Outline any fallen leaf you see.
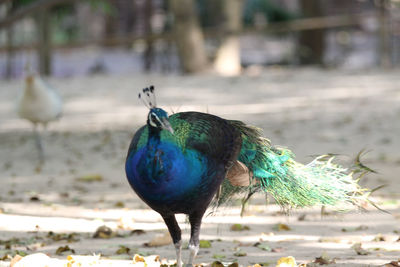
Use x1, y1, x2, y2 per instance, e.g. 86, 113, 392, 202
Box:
115, 201, 125, 208
234, 250, 247, 257
351, 242, 370, 255
131, 229, 146, 235
47, 231, 80, 242
133, 254, 145, 263
230, 224, 250, 231
372, 234, 386, 242
254, 242, 272, 252
199, 240, 212, 248
144, 232, 172, 247
0, 254, 11, 261
29, 196, 40, 202
355, 225, 369, 231
56, 245, 75, 255
15, 251, 28, 257
0, 237, 21, 249
93, 225, 115, 239
297, 214, 306, 221
276, 256, 297, 267
76, 174, 103, 182
212, 254, 226, 260
273, 223, 291, 231
228, 263, 239, 267
211, 261, 224, 267
313, 252, 336, 264
116, 245, 130, 255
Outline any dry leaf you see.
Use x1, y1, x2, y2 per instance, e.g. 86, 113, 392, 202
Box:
144, 232, 172, 247
131, 229, 146, 235
133, 254, 145, 263
234, 250, 247, 257
276, 256, 297, 267
351, 242, 370, 255
274, 223, 291, 231
228, 263, 239, 267
254, 242, 272, 252
297, 214, 306, 221
56, 245, 75, 255
93, 225, 115, 239
372, 233, 386, 242
0, 254, 11, 261
212, 254, 226, 260
230, 224, 250, 231
313, 252, 336, 264
29, 195, 40, 202
76, 174, 103, 182
115, 201, 125, 208
47, 231, 79, 242
116, 245, 131, 255
199, 240, 212, 248
211, 261, 224, 267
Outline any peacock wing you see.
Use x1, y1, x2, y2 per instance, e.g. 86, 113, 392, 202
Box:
168, 112, 242, 168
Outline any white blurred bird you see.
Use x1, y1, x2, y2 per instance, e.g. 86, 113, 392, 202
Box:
16, 63, 62, 161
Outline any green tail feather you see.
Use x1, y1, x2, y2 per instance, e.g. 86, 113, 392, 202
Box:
217, 120, 369, 209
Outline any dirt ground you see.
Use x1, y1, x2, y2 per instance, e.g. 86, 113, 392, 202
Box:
0, 68, 400, 266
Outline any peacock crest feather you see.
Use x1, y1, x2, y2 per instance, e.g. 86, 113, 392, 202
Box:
138, 85, 157, 108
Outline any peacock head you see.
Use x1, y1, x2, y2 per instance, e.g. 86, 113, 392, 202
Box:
139, 86, 174, 134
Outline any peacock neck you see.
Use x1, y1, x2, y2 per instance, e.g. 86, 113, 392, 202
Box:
147, 126, 162, 148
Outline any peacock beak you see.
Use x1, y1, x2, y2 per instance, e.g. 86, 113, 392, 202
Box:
161, 118, 174, 134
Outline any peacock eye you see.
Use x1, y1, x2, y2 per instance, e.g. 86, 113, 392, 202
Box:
148, 113, 159, 127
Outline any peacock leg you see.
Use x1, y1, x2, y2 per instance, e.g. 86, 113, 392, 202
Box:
186, 212, 203, 266
161, 214, 182, 267
33, 123, 44, 162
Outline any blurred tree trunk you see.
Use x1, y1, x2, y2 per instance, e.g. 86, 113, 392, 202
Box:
298, 0, 325, 65
6, 1, 14, 79
378, 0, 391, 68
143, 0, 154, 72
214, 0, 243, 76
37, 8, 52, 76
169, 0, 207, 73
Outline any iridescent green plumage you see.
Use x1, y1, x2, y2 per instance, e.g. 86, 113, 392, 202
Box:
216, 120, 368, 209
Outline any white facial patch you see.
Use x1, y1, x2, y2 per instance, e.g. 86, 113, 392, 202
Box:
148, 112, 163, 128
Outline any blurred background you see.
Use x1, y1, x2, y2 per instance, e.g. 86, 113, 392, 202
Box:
1, 1, 400, 265
0, 0, 399, 78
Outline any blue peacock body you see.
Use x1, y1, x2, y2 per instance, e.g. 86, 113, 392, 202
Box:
125, 86, 369, 267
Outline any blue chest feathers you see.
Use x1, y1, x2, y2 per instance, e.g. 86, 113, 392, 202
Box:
125, 140, 209, 207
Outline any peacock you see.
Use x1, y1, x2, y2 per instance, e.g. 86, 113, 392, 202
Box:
125, 86, 369, 267
16, 63, 62, 162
